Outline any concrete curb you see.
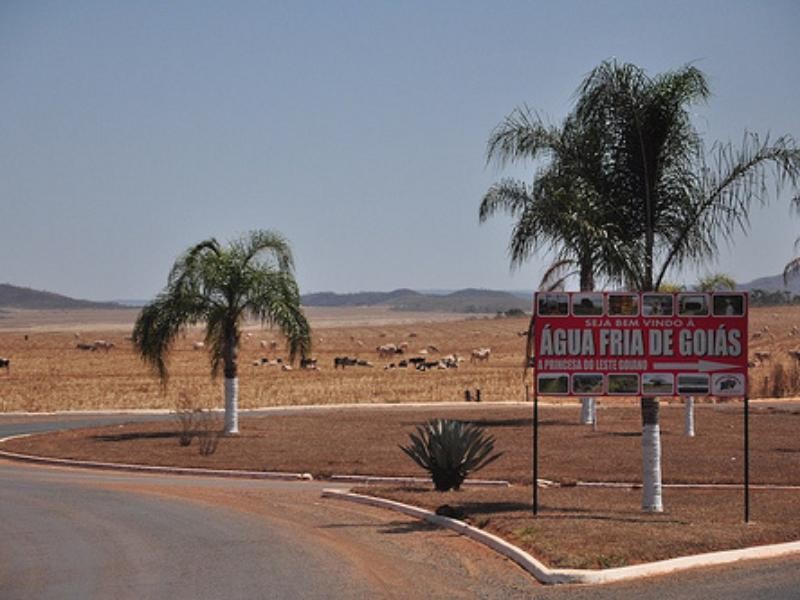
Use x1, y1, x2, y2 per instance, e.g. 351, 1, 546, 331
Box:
0, 434, 314, 481
329, 475, 511, 488
321, 488, 800, 585
576, 481, 800, 491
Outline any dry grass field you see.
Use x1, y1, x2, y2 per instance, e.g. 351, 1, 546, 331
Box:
0, 305, 800, 413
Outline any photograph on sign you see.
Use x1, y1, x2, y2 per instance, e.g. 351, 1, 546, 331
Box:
677, 373, 710, 395
607, 373, 639, 395
642, 373, 674, 395
712, 373, 746, 396
608, 293, 639, 316
537, 373, 569, 395
572, 373, 604, 394
678, 293, 709, 316
642, 293, 674, 316
537, 293, 569, 316
572, 293, 604, 316
712, 293, 745, 317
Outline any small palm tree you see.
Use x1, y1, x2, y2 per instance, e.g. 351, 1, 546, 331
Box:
133, 230, 311, 434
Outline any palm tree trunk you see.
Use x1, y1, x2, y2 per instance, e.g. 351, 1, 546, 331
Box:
684, 396, 695, 437
223, 328, 239, 435
641, 396, 663, 511
580, 397, 596, 425
579, 259, 596, 426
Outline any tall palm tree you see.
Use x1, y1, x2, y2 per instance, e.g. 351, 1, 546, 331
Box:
481, 108, 626, 425
133, 230, 311, 435
575, 60, 800, 511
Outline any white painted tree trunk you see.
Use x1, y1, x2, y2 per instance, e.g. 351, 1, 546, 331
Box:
684, 396, 695, 437
224, 377, 239, 434
580, 397, 596, 425
641, 422, 663, 512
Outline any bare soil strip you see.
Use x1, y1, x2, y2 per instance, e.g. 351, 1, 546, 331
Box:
3, 402, 798, 569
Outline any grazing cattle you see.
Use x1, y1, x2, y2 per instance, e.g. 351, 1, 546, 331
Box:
193, 341, 205, 350
76, 342, 97, 351
788, 350, 800, 362
0, 357, 10, 374
427, 345, 439, 353
408, 357, 426, 368
754, 351, 772, 363
94, 340, 115, 352
439, 354, 459, 369
260, 340, 268, 349
356, 359, 373, 367
281, 364, 293, 371
471, 348, 491, 363
300, 357, 318, 370
376, 344, 402, 358
398, 360, 408, 368
334, 356, 358, 369
415, 360, 440, 372
408, 332, 418, 338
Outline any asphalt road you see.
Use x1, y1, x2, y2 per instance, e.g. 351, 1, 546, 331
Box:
1, 412, 799, 599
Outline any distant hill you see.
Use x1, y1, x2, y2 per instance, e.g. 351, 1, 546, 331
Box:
737, 273, 800, 293
0, 283, 124, 310
301, 288, 531, 313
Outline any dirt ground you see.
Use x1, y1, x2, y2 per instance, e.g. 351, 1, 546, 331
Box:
1, 305, 800, 569
3, 402, 798, 569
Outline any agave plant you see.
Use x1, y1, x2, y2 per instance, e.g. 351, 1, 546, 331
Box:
400, 419, 503, 491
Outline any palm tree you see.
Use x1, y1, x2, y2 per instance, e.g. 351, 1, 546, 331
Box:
784, 198, 800, 284
132, 230, 311, 435
480, 109, 628, 425
574, 60, 800, 511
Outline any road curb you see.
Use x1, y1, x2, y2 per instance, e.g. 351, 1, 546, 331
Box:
0, 434, 314, 481
321, 488, 800, 585
329, 475, 511, 487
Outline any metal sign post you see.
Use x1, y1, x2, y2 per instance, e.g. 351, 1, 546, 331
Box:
533, 387, 539, 516
744, 394, 750, 523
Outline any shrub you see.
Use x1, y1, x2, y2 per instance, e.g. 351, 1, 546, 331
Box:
174, 392, 196, 446
400, 419, 503, 491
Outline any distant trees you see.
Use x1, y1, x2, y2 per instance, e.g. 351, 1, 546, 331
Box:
133, 230, 311, 435
695, 274, 736, 292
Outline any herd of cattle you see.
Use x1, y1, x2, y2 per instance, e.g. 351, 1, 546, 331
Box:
250, 343, 493, 372
0, 333, 496, 378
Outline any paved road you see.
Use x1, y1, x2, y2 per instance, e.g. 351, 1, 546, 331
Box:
0, 414, 536, 599
1, 412, 799, 599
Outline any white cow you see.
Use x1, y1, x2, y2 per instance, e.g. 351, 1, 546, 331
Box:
471, 347, 491, 363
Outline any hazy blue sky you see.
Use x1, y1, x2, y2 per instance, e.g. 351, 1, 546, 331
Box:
1, 1, 798, 301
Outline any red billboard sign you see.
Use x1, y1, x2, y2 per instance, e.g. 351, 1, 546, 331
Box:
533, 292, 748, 397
